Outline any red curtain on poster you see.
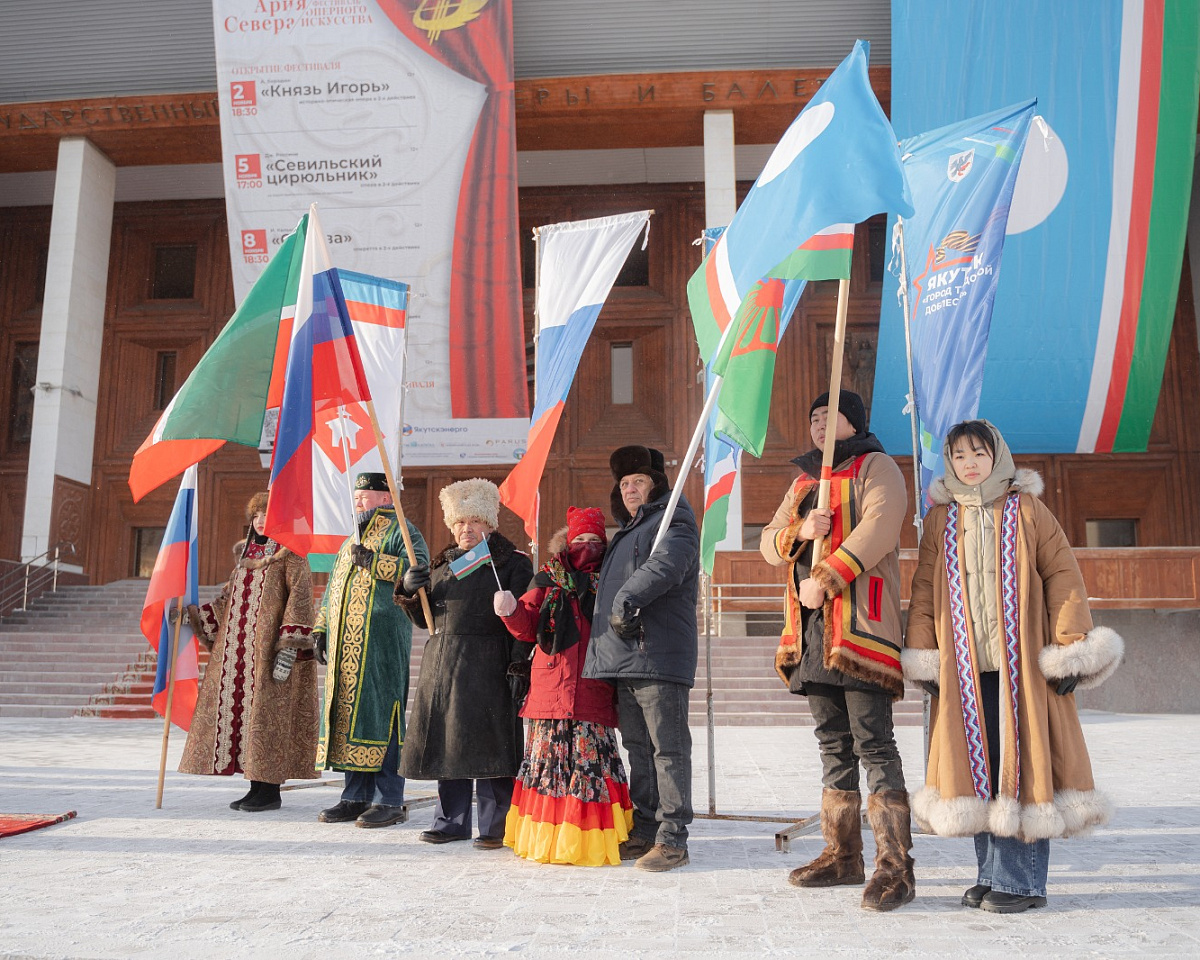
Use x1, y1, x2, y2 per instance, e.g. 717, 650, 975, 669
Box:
380, 0, 526, 420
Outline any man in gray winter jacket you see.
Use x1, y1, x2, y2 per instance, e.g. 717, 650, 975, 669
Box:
583, 445, 699, 872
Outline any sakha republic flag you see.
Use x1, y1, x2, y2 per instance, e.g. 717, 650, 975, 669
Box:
139, 465, 200, 731
891, 100, 1037, 508
1078, 0, 1200, 452
449, 537, 494, 579
687, 39, 913, 460
265, 205, 373, 559
500, 210, 652, 542
128, 215, 308, 502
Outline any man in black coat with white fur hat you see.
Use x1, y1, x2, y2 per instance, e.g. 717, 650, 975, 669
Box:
584, 445, 700, 872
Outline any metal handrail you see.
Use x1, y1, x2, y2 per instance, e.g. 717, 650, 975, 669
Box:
0, 541, 77, 619
709, 580, 785, 637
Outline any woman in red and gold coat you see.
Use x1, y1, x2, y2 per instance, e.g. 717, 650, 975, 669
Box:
496, 506, 633, 866
179, 492, 319, 811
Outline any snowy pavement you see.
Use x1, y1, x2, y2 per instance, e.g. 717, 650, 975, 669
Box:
1, 712, 1198, 959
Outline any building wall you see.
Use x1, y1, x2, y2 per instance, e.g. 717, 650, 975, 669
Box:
2, 185, 1198, 581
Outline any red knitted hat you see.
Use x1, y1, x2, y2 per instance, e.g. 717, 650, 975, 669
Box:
566, 506, 607, 544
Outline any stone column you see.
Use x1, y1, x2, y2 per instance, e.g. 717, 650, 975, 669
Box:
702, 110, 743, 555
21, 137, 115, 569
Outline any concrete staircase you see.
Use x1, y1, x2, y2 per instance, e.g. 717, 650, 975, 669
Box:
690, 631, 926, 726
0, 583, 926, 725
0, 580, 220, 719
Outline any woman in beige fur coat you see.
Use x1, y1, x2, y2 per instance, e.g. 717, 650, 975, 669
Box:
904, 420, 1122, 914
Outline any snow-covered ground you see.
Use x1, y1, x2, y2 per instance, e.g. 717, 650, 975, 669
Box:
1, 713, 1197, 958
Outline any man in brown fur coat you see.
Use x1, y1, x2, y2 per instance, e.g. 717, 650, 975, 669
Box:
760, 391, 914, 911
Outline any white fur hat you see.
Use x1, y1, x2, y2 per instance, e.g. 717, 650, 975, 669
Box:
439, 478, 500, 530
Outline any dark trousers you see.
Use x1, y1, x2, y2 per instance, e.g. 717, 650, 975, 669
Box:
976, 670, 1050, 897
806, 683, 906, 794
429, 777, 514, 840
617, 678, 693, 849
340, 727, 404, 806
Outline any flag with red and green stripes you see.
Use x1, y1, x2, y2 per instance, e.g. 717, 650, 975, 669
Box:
873, 0, 1200, 457
694, 227, 842, 573
709, 226, 855, 458
1077, 0, 1200, 451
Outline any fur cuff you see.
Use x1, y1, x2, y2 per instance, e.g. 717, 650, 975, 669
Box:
901, 647, 940, 682
276, 624, 313, 652
1038, 625, 1125, 690
810, 560, 846, 598
911, 786, 989, 837
774, 642, 800, 685
911, 785, 1112, 840
1055, 787, 1114, 837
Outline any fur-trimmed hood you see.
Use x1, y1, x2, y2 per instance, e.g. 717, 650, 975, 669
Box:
929, 467, 1045, 506
545, 526, 570, 556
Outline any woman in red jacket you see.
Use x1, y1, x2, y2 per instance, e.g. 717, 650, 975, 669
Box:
495, 506, 633, 866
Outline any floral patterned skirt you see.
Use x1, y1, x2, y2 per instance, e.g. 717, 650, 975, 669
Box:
504, 718, 633, 866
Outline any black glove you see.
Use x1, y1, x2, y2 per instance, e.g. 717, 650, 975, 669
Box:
919, 680, 940, 699
313, 631, 327, 666
350, 543, 374, 569
1056, 676, 1080, 696
609, 609, 644, 642
399, 562, 431, 597
506, 659, 531, 706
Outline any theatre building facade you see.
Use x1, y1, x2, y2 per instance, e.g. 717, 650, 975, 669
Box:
2, 2, 1199, 605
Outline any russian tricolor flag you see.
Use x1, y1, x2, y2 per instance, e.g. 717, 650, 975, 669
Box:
267, 205, 373, 558
140, 465, 200, 731
500, 211, 651, 541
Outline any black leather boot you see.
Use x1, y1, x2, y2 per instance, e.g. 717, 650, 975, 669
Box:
239, 781, 282, 812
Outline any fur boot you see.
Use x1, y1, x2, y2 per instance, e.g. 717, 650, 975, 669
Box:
788, 788, 865, 887
861, 789, 916, 911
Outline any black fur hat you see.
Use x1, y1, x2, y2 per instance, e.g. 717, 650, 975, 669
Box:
608, 445, 669, 524
609, 445, 666, 482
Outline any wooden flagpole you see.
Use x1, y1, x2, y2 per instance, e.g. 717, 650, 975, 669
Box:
154, 596, 185, 809
811, 277, 852, 564
363, 398, 435, 629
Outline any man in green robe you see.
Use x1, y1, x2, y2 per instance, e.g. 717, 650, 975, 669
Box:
313, 472, 428, 828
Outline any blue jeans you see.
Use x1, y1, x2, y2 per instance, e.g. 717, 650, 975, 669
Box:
617, 679, 693, 849
340, 728, 405, 806
975, 832, 1050, 898
429, 777, 514, 839
975, 670, 1049, 897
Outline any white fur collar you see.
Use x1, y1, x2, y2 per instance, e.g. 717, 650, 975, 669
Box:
929, 467, 1044, 506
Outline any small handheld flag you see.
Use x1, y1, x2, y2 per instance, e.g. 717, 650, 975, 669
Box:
449, 538, 494, 580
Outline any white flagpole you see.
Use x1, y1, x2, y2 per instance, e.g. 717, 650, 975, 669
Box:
896, 218, 925, 544
336, 405, 361, 546
652, 375, 722, 554
530, 225, 543, 570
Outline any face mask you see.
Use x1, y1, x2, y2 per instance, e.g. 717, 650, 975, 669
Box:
568, 541, 605, 569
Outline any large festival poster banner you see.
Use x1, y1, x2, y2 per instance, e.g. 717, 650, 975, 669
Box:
212, 0, 528, 467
